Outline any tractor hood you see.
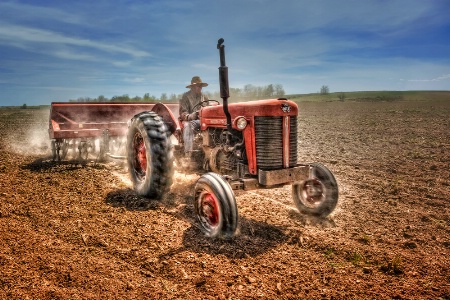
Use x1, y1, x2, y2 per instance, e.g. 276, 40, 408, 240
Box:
200, 98, 298, 130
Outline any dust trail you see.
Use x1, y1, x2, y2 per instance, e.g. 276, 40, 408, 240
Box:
6, 109, 52, 157
172, 171, 199, 183
246, 191, 296, 210
10, 127, 51, 156
112, 170, 132, 187
111, 169, 199, 189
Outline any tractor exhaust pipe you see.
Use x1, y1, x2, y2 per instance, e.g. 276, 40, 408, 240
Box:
217, 38, 234, 135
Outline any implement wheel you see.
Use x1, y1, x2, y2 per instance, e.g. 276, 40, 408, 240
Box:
292, 163, 338, 217
52, 139, 71, 161
127, 111, 174, 199
194, 172, 238, 239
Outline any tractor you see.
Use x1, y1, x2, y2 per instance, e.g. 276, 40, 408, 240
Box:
49, 38, 338, 238
125, 38, 339, 238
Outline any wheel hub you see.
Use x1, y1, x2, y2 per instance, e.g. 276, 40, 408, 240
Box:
133, 133, 147, 179
301, 178, 325, 206
200, 193, 219, 227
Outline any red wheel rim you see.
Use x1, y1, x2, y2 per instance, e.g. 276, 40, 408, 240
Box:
133, 132, 147, 179
199, 192, 220, 227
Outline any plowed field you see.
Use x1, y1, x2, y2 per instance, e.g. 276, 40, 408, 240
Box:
0, 98, 449, 299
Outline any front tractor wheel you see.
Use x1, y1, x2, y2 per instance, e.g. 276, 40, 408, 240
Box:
194, 173, 238, 239
127, 111, 174, 199
292, 163, 338, 217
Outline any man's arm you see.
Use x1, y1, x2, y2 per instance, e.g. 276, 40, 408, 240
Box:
179, 93, 191, 121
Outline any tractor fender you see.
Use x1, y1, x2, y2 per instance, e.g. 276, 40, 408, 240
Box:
150, 103, 180, 134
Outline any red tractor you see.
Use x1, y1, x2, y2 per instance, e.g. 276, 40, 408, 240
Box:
126, 38, 338, 238
49, 39, 338, 238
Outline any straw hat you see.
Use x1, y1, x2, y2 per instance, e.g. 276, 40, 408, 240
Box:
186, 76, 208, 88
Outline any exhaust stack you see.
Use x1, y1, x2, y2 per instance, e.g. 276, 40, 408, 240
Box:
217, 38, 235, 135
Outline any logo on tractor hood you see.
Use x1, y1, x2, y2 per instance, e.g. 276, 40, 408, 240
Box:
281, 103, 291, 113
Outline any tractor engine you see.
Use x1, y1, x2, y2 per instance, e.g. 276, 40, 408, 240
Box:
200, 98, 299, 179
202, 127, 244, 176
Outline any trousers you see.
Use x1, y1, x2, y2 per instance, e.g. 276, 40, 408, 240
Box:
182, 120, 200, 153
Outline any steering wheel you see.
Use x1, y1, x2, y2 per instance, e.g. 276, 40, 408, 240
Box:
192, 99, 220, 112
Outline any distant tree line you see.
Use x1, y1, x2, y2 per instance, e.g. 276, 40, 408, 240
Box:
205, 83, 285, 101
69, 93, 169, 103
68, 83, 285, 103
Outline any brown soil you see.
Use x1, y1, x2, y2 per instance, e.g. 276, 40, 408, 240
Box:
0, 100, 449, 299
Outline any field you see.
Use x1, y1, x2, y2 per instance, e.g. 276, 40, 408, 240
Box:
0, 94, 449, 299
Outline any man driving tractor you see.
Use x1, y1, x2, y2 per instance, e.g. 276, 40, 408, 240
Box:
179, 76, 209, 155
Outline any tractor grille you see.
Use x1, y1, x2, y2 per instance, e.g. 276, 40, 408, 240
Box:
255, 116, 298, 170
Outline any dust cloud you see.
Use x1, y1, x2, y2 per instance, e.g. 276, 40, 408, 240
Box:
5, 108, 52, 157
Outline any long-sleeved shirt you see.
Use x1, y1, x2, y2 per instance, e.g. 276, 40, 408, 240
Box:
179, 90, 209, 121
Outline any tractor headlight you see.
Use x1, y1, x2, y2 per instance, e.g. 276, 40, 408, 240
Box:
235, 116, 248, 130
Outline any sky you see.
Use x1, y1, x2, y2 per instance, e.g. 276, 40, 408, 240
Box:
0, 0, 449, 106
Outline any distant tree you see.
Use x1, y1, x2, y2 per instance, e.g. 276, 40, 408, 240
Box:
264, 84, 275, 97
97, 95, 107, 102
274, 84, 285, 97
243, 84, 256, 99
120, 94, 131, 102
141, 93, 157, 102
338, 93, 346, 101
76, 97, 92, 102
320, 85, 330, 95
230, 88, 242, 98
169, 93, 178, 101
21, 103, 27, 109
111, 95, 131, 102
256, 86, 264, 98
160, 93, 168, 101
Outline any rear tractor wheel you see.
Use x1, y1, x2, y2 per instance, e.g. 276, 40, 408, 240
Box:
292, 163, 338, 217
194, 172, 238, 239
127, 111, 174, 199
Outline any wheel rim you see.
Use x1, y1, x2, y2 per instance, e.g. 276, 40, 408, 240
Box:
198, 191, 220, 230
299, 178, 325, 208
132, 132, 147, 180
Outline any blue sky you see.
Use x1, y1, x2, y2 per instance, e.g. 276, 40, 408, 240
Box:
0, 0, 449, 106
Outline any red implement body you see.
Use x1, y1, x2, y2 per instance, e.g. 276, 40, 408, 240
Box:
49, 102, 179, 139
48, 102, 179, 161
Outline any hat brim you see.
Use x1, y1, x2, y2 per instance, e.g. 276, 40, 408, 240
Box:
186, 82, 208, 88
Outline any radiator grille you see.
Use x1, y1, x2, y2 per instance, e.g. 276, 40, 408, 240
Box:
255, 116, 298, 170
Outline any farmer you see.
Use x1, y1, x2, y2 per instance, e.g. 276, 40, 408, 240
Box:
179, 76, 209, 154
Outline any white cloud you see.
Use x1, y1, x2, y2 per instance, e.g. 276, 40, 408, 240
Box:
52, 50, 97, 61
0, 1, 84, 25
407, 74, 450, 82
124, 77, 146, 83
0, 23, 150, 58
